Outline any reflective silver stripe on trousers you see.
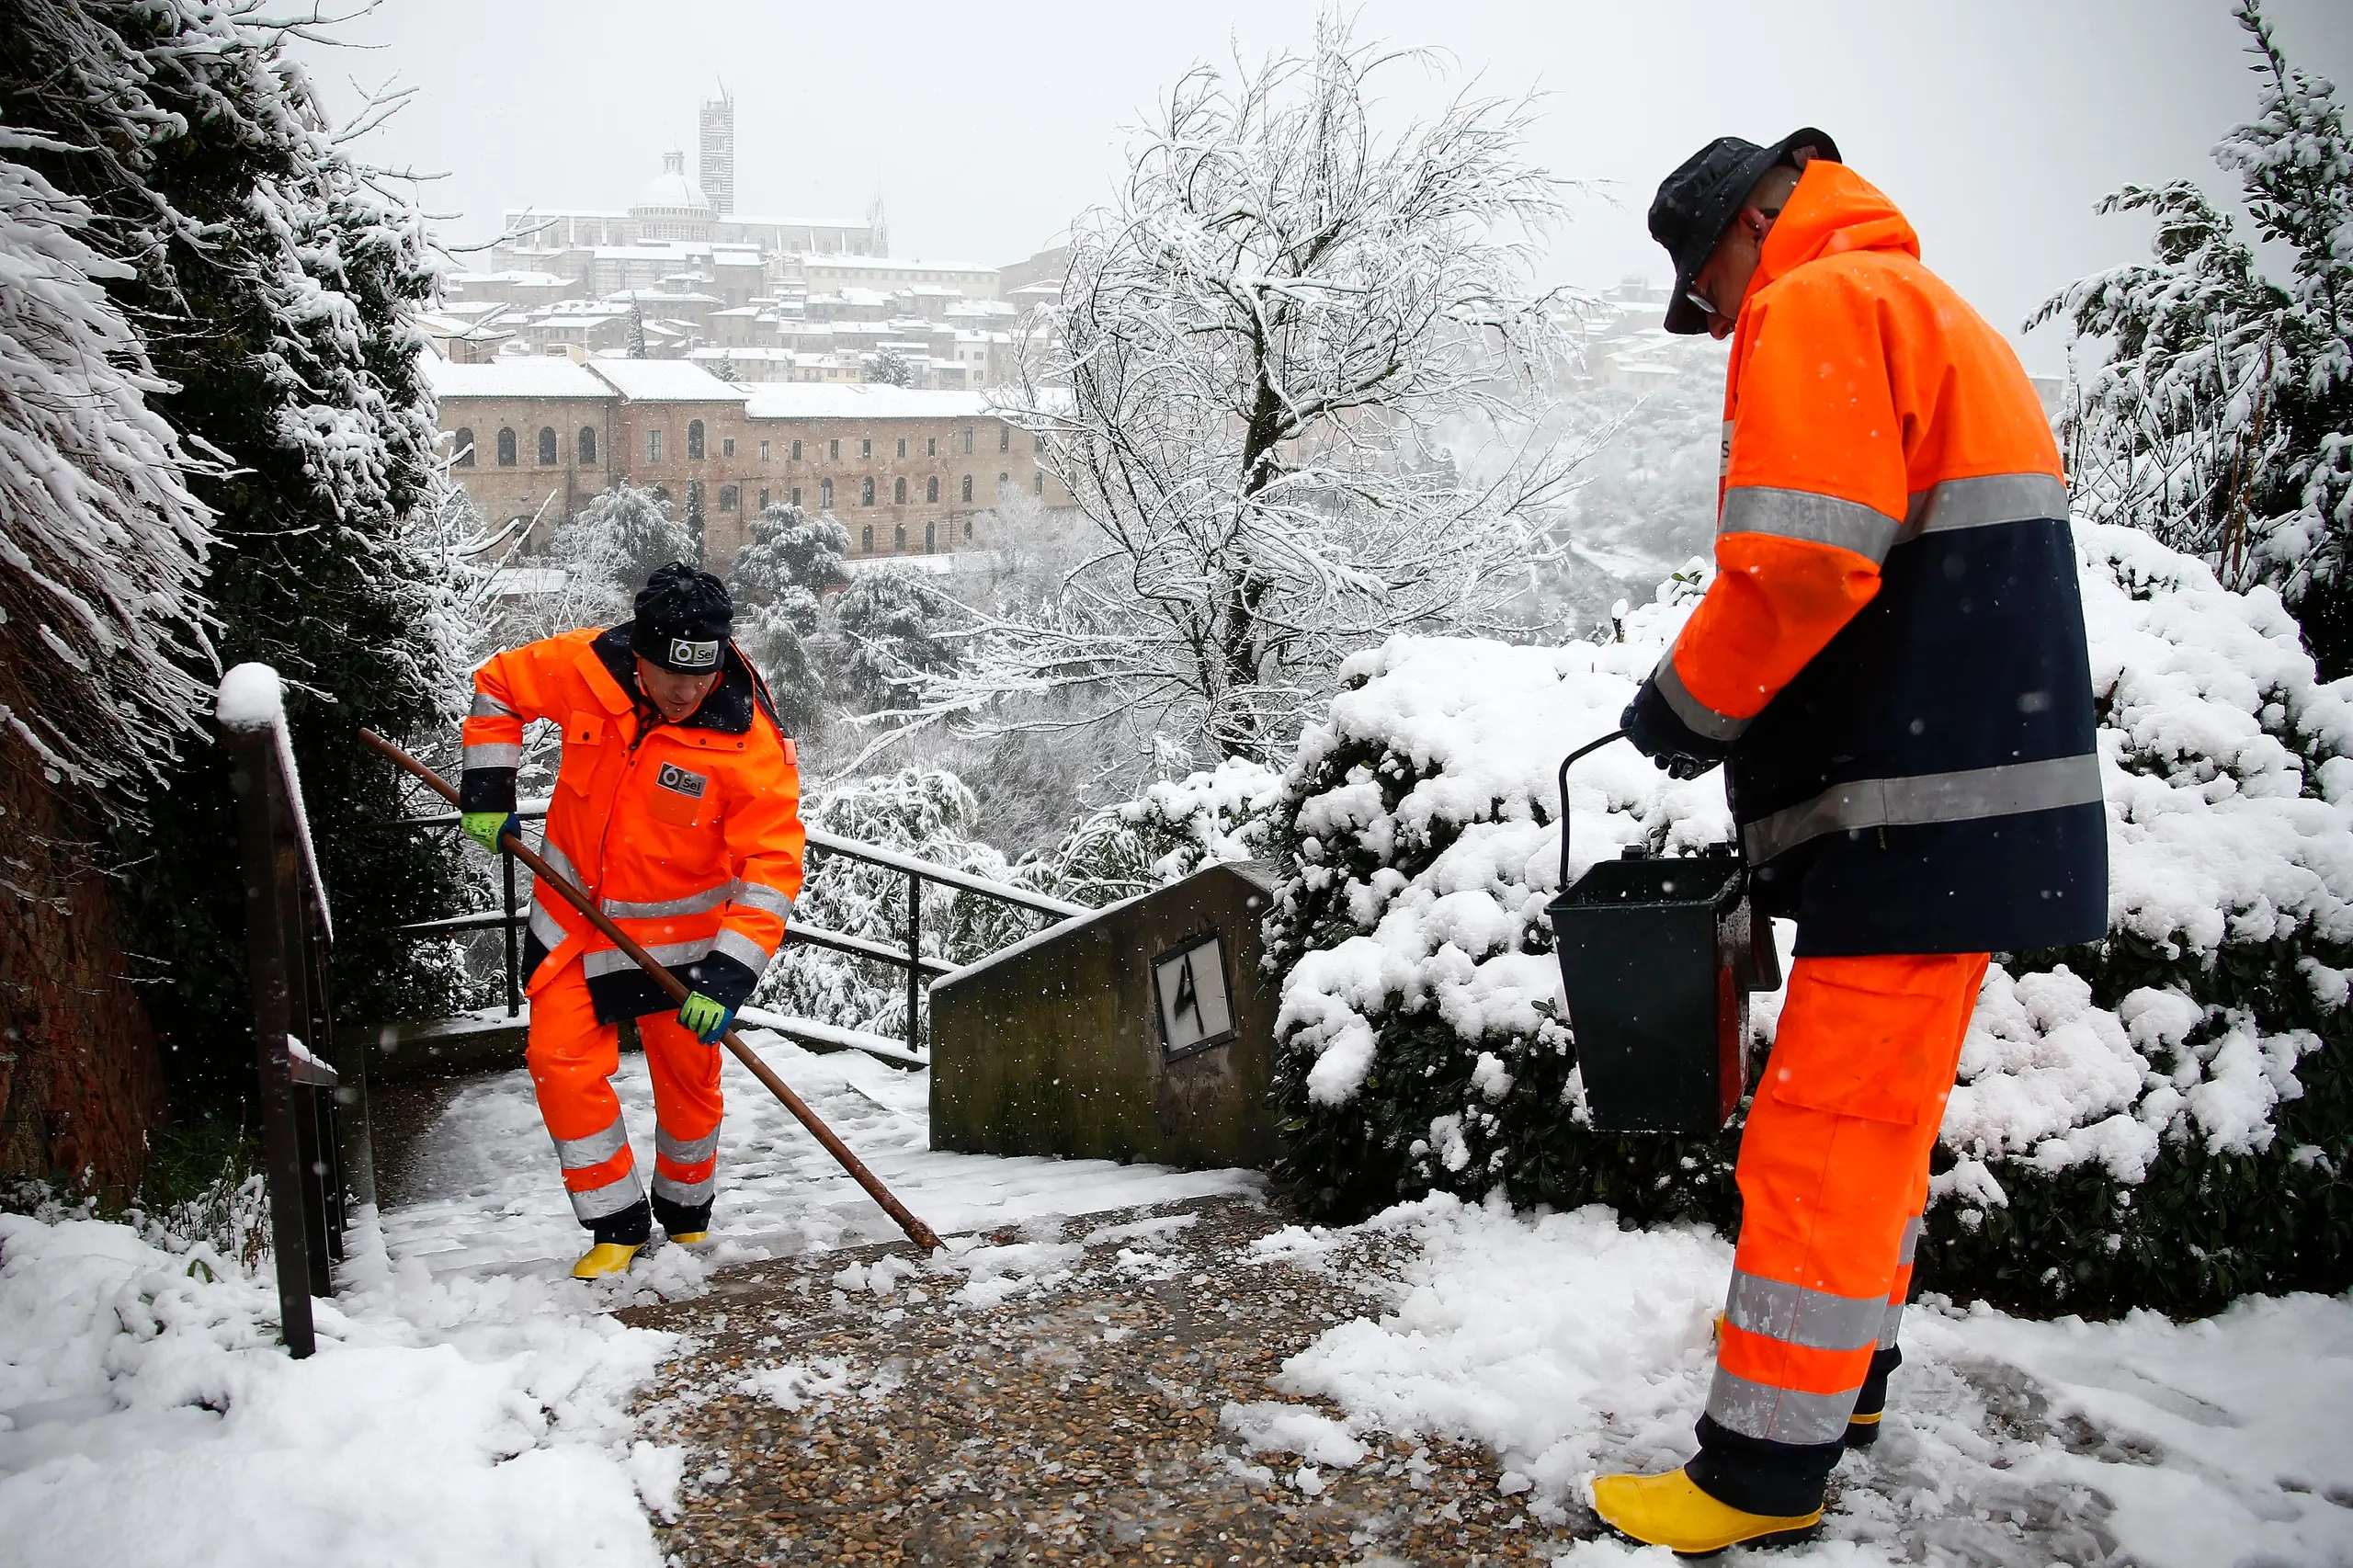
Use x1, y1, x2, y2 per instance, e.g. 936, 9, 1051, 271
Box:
732, 880, 795, 920
652, 1170, 715, 1207
470, 692, 517, 719
1719, 485, 1902, 562
1896, 1214, 1923, 1267
710, 926, 775, 976
656, 1127, 721, 1166
1879, 1298, 1906, 1351
1653, 649, 1751, 744
1899, 472, 2071, 542
1706, 1366, 1862, 1447
602, 881, 735, 920
463, 742, 523, 769
552, 1118, 629, 1170
583, 937, 714, 978
570, 1167, 646, 1221
1723, 1271, 1888, 1354
1742, 753, 2104, 867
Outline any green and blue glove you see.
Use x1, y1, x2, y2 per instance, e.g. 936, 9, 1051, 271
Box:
677, 991, 736, 1045
460, 811, 522, 855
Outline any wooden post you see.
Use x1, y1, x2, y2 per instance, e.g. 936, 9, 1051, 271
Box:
224, 727, 318, 1358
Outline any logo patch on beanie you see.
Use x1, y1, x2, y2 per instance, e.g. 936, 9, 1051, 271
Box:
668, 637, 721, 670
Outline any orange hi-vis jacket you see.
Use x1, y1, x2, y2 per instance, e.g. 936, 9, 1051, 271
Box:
1652, 161, 2106, 955
459, 625, 804, 1021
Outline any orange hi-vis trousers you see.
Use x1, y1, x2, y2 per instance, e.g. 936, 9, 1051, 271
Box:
528, 956, 724, 1241
1688, 951, 1990, 1517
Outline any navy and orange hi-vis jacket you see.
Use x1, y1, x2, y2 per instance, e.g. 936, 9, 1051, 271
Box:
1649, 162, 2106, 955
459, 624, 805, 1021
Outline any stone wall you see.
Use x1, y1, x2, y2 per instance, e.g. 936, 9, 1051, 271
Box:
928, 863, 1280, 1171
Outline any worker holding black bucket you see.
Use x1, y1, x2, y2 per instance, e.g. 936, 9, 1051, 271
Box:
1574, 129, 2109, 1552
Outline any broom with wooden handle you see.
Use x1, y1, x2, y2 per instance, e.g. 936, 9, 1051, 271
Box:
359, 727, 941, 1254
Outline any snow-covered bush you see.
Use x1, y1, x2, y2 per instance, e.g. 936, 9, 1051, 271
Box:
1023, 756, 1289, 908
1265, 522, 2353, 1314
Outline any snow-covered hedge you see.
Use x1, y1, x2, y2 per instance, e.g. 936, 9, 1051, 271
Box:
1263, 522, 2353, 1314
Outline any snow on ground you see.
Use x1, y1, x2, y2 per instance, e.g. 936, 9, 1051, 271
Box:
0, 1034, 1256, 1567
380, 1028, 1258, 1283
0, 1205, 676, 1567
1247, 1193, 2353, 1568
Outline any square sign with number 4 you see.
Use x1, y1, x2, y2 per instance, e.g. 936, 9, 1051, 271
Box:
1154, 932, 1234, 1062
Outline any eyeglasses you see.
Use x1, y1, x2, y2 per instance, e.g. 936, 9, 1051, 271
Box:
1685, 286, 1720, 321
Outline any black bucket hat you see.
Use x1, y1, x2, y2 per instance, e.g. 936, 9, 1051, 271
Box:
1650, 127, 1840, 335
632, 561, 733, 674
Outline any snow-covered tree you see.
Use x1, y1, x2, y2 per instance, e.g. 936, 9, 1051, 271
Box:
727, 504, 849, 734
864, 348, 914, 387
927, 12, 1576, 768
4, 0, 472, 1118
0, 128, 214, 816
550, 484, 699, 622
2038, 0, 2353, 674
833, 571, 961, 713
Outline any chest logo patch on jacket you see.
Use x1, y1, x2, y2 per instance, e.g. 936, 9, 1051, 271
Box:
655, 763, 709, 799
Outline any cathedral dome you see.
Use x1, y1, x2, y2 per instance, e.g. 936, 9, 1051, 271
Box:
631, 151, 711, 220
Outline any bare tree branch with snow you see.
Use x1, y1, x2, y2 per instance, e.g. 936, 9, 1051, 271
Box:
926, 13, 1580, 768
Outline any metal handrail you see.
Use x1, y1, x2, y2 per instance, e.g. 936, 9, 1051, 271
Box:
398, 792, 1074, 1061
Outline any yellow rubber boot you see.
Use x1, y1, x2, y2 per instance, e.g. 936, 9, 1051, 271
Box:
571, 1241, 642, 1279
666, 1231, 709, 1246
1590, 1468, 1822, 1555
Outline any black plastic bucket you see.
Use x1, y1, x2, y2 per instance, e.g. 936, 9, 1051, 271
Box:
1544, 733, 1780, 1134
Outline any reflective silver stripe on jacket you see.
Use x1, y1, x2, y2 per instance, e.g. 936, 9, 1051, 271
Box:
732, 880, 796, 920
463, 742, 523, 769
583, 937, 714, 978
1719, 485, 1902, 562
1742, 753, 2103, 866
1879, 1299, 1906, 1351
569, 1167, 645, 1221
1899, 472, 2070, 543
1654, 649, 1751, 744
1896, 1214, 1923, 1267
710, 926, 775, 976
651, 1169, 715, 1207
470, 692, 517, 720
656, 1127, 721, 1166
1705, 1367, 1861, 1446
538, 838, 580, 884
602, 881, 735, 921
552, 1119, 629, 1170
527, 892, 568, 951
1723, 1271, 1888, 1354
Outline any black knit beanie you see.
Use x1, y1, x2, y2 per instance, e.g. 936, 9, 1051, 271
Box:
632, 562, 733, 674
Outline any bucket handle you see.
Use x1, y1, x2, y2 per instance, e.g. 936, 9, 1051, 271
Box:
1556, 728, 1629, 891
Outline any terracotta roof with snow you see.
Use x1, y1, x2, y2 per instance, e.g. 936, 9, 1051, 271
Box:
423, 354, 611, 400
583, 358, 750, 403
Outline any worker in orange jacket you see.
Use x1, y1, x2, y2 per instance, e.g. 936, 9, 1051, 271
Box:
1591, 131, 2107, 1551
457, 562, 805, 1279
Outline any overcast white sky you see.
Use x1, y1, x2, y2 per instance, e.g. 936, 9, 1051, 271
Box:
293, 0, 2351, 373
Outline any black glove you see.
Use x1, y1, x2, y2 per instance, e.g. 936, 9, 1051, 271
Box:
1621, 676, 1729, 781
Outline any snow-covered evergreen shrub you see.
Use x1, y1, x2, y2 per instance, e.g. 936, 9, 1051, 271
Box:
5, 0, 473, 1112
1022, 757, 1288, 908
1264, 523, 2353, 1315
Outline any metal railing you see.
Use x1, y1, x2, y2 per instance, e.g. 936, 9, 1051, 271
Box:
224, 707, 370, 1359
400, 797, 1086, 1061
